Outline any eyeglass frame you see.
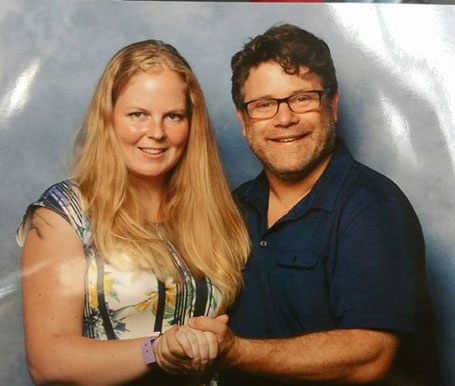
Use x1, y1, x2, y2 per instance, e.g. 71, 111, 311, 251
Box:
239, 88, 332, 119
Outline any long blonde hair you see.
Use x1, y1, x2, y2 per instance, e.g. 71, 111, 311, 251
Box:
72, 40, 250, 305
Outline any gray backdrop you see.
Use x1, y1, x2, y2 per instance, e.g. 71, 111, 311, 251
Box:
1, 1, 454, 384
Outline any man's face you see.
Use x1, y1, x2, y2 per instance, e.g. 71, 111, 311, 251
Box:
236, 61, 339, 182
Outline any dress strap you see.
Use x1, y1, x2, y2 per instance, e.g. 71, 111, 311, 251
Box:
164, 240, 191, 280
95, 257, 116, 340
164, 240, 209, 319
194, 277, 208, 317
154, 280, 166, 332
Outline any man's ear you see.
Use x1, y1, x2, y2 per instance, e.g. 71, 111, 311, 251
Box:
330, 93, 340, 124
236, 108, 247, 137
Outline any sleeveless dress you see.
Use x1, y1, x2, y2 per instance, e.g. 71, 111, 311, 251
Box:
17, 179, 223, 340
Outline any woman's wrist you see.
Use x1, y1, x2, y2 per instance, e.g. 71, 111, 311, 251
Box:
141, 335, 161, 367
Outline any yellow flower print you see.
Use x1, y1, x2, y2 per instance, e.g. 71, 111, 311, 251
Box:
104, 274, 115, 296
88, 263, 98, 308
134, 291, 158, 312
87, 264, 117, 308
163, 283, 178, 321
165, 283, 177, 310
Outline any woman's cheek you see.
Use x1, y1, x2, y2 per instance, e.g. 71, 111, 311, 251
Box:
117, 121, 145, 143
168, 124, 190, 147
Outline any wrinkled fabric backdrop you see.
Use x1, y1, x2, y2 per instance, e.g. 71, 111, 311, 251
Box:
1, 1, 454, 384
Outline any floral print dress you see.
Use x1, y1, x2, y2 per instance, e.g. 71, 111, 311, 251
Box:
17, 179, 223, 340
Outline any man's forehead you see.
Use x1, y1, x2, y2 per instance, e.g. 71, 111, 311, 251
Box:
297, 66, 313, 79
242, 61, 322, 99
248, 61, 313, 77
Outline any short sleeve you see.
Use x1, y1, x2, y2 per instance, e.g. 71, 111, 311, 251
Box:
330, 197, 425, 334
16, 179, 89, 247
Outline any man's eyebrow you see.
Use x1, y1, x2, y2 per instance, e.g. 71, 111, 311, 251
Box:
247, 89, 314, 102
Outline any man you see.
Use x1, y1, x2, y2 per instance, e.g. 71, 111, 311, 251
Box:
188, 24, 427, 384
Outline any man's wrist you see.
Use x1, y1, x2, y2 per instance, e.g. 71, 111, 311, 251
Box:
222, 336, 243, 369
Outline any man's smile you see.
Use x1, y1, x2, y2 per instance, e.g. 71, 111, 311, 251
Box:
268, 132, 311, 143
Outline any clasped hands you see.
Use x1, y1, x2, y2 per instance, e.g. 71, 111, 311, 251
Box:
155, 314, 237, 375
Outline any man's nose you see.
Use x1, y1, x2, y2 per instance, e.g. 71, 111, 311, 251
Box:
273, 101, 299, 127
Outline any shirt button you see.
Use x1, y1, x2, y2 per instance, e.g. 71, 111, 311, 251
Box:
260, 240, 267, 247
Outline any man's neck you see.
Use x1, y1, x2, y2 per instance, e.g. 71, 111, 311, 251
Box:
266, 155, 332, 228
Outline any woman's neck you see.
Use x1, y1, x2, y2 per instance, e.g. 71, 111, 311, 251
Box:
128, 174, 165, 223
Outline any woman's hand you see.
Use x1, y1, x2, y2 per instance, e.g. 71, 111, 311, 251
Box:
176, 326, 218, 372
155, 325, 218, 374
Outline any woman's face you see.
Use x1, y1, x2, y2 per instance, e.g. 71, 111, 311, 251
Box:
113, 69, 189, 185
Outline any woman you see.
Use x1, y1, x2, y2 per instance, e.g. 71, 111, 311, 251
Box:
17, 40, 250, 384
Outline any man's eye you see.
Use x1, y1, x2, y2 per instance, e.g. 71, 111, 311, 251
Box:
295, 94, 311, 103
255, 100, 274, 110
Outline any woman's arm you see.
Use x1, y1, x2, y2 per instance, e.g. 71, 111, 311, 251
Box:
22, 208, 212, 385
22, 208, 154, 384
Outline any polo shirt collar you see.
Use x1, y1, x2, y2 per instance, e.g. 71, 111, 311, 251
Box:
238, 137, 355, 217
306, 138, 354, 212
238, 169, 270, 216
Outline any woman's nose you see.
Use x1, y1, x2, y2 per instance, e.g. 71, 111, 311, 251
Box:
145, 119, 165, 140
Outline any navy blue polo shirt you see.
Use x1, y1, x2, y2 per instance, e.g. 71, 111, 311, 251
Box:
228, 139, 425, 341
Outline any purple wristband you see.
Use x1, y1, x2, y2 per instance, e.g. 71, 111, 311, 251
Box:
141, 336, 159, 365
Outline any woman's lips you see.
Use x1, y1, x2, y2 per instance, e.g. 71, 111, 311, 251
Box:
139, 147, 167, 155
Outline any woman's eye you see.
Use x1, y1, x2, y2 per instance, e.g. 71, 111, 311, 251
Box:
128, 112, 146, 120
166, 113, 185, 122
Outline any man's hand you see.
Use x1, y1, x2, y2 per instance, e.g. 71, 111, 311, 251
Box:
188, 314, 239, 367
186, 322, 399, 384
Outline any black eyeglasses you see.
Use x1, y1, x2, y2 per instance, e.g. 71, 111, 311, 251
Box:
240, 88, 331, 119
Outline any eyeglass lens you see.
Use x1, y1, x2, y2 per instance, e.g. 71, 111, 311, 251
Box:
247, 91, 322, 119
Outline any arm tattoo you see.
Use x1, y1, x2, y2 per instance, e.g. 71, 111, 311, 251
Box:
29, 211, 53, 240
29, 222, 44, 240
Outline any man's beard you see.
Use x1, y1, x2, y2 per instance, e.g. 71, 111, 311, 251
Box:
249, 120, 337, 183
